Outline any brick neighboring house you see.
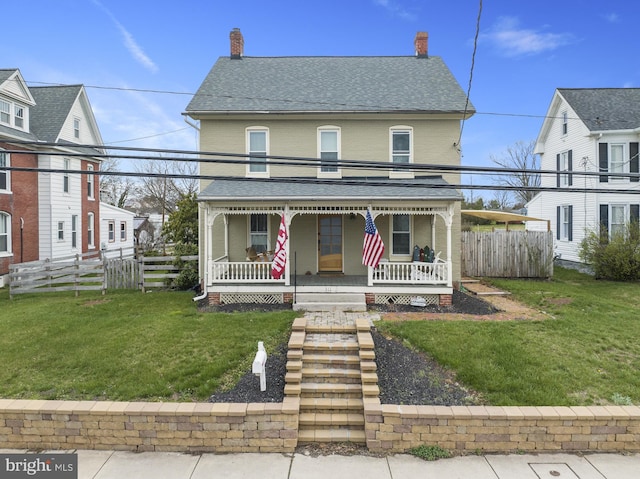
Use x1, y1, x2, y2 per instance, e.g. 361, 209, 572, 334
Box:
0, 69, 104, 283
184, 30, 474, 308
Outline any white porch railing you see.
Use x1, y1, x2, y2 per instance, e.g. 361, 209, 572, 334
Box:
209, 258, 284, 283
370, 260, 450, 286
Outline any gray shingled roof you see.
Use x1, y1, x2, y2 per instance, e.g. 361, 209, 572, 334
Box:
30, 85, 83, 142
186, 56, 474, 114
558, 88, 640, 131
0, 69, 18, 83
198, 175, 462, 201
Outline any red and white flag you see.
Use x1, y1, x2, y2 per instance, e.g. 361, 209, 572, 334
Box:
362, 209, 385, 268
271, 213, 288, 279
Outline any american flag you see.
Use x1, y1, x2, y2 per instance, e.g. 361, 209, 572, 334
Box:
271, 213, 288, 279
362, 210, 384, 268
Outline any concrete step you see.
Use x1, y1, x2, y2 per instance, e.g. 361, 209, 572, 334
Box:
303, 341, 359, 353
299, 398, 364, 411
298, 428, 366, 444
305, 324, 357, 334
299, 412, 365, 427
301, 353, 360, 368
293, 293, 367, 312
300, 382, 362, 398
301, 367, 361, 384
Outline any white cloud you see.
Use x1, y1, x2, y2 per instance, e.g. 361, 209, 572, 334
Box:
373, 0, 417, 21
480, 17, 574, 57
91, 0, 158, 73
603, 13, 620, 23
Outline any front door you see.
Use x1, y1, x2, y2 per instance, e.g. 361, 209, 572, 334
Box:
318, 215, 343, 272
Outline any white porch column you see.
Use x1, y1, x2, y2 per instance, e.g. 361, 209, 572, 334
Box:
445, 203, 454, 287
223, 214, 229, 258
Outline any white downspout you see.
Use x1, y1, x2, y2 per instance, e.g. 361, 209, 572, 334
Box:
193, 205, 209, 302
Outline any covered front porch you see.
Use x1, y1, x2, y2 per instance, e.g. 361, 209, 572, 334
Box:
200, 206, 457, 307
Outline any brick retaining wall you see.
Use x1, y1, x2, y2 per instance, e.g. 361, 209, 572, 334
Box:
0, 398, 299, 453
364, 402, 640, 453
2, 399, 639, 453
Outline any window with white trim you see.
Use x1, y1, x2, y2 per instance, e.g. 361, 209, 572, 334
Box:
87, 164, 94, 199
561, 111, 568, 135
610, 204, 626, 238
0, 100, 9, 124
71, 215, 78, 248
120, 221, 127, 241
73, 118, 80, 139
247, 128, 268, 175
391, 129, 411, 167
559, 151, 570, 187
14, 105, 24, 129
88, 213, 95, 248
57, 221, 65, 241
108, 221, 115, 242
391, 215, 411, 255
318, 127, 340, 175
560, 206, 570, 240
610, 144, 626, 180
249, 214, 268, 253
63, 159, 70, 193
0, 212, 10, 254
0, 150, 9, 191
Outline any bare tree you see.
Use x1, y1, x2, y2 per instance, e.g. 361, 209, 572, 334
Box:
490, 140, 540, 205
488, 190, 512, 211
134, 156, 198, 226
99, 157, 137, 208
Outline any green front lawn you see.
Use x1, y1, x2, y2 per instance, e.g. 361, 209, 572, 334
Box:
0, 289, 297, 401
378, 267, 640, 406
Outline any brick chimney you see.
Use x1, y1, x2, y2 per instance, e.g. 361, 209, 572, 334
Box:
230, 28, 244, 59
415, 31, 428, 58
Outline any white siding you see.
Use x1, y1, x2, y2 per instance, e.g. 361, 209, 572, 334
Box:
99, 203, 135, 257
38, 155, 83, 259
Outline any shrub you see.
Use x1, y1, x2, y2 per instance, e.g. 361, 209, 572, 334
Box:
579, 221, 640, 281
409, 445, 451, 461
172, 243, 199, 290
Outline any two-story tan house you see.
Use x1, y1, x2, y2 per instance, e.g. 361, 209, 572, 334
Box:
184, 29, 474, 310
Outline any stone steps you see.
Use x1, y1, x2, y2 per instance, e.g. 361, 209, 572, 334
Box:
285, 313, 379, 445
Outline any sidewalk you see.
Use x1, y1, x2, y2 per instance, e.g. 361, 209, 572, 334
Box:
4, 449, 638, 479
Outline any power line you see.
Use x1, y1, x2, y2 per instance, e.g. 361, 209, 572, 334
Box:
458, 0, 482, 150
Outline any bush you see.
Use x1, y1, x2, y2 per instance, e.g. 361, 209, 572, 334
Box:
579, 222, 640, 281
172, 243, 199, 290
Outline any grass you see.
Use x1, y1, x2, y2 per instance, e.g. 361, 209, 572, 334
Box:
377, 267, 640, 406
0, 289, 297, 402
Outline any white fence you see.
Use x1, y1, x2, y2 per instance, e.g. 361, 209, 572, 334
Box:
140, 255, 199, 292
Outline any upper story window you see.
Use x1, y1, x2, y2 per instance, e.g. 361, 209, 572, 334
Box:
0, 100, 10, 124
57, 221, 65, 241
14, 105, 24, 128
73, 118, 80, 139
0, 212, 10, 254
391, 215, 411, 256
63, 158, 70, 193
249, 214, 268, 253
557, 150, 572, 187
0, 150, 9, 192
87, 164, 94, 199
318, 127, 340, 176
390, 127, 413, 178
246, 128, 268, 176
610, 144, 625, 180
1, 99, 28, 130
561, 111, 568, 135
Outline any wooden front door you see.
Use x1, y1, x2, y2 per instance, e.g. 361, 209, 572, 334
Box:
318, 215, 343, 272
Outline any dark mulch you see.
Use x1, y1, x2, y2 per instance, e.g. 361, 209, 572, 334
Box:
207, 290, 492, 404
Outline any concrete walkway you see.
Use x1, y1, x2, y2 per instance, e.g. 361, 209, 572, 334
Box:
5, 449, 637, 479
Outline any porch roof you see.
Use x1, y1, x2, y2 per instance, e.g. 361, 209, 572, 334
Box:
198, 176, 463, 202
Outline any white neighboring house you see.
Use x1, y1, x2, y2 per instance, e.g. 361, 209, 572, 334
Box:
100, 203, 135, 258
527, 88, 640, 265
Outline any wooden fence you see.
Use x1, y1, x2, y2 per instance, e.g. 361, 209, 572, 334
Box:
9, 252, 105, 298
9, 252, 198, 297
140, 255, 199, 292
461, 230, 554, 278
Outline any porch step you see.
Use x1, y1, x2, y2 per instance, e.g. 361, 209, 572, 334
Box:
294, 293, 367, 312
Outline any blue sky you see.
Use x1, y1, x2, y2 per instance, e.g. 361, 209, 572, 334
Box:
3, 0, 639, 195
